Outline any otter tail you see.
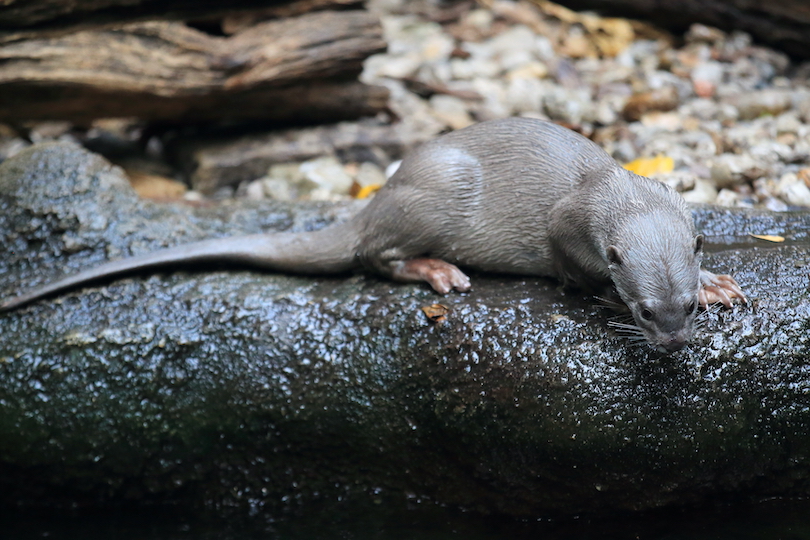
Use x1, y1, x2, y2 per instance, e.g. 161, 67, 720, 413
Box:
1, 221, 359, 312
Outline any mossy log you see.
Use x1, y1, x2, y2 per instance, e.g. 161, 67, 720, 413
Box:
1, 143, 810, 517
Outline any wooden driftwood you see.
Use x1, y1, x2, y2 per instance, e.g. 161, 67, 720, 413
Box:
0, 0, 362, 41
0, 10, 388, 123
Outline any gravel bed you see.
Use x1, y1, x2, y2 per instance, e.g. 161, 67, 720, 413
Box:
2, 0, 809, 210
359, 0, 810, 210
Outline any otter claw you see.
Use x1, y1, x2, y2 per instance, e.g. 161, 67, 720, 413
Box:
391, 258, 471, 294
699, 270, 747, 308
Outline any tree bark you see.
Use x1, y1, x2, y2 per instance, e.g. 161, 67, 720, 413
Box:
0, 10, 388, 123
554, 0, 810, 59
2, 143, 810, 517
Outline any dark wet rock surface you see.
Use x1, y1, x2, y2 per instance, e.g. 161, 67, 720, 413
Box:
1, 143, 809, 517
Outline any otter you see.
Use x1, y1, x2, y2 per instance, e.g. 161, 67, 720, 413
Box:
1, 118, 745, 352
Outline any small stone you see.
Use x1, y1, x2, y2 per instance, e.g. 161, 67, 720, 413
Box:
29, 121, 74, 142
506, 60, 549, 81
639, 111, 682, 130
261, 177, 294, 201
268, 163, 306, 184
465, 9, 494, 30
729, 89, 792, 120
243, 179, 266, 200
685, 24, 727, 44
708, 153, 763, 189
504, 77, 544, 115
681, 178, 718, 204
762, 196, 789, 212
183, 190, 205, 202
691, 61, 724, 98
775, 112, 801, 135
714, 188, 740, 207
355, 162, 387, 188
488, 25, 539, 56
749, 141, 794, 163
543, 87, 594, 125
364, 53, 422, 79
0, 138, 30, 160
777, 172, 810, 207
655, 170, 695, 192
450, 56, 501, 80
306, 187, 340, 202
299, 156, 354, 195
430, 94, 474, 130
500, 49, 535, 72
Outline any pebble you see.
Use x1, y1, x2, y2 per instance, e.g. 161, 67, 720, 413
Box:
777, 172, 810, 207
729, 89, 793, 120
655, 170, 696, 192
681, 178, 719, 204
430, 94, 475, 129
709, 153, 763, 189
355, 162, 388, 188
691, 61, 724, 98
299, 156, 355, 196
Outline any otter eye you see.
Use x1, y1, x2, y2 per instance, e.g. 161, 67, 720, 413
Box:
686, 301, 697, 314
641, 308, 654, 321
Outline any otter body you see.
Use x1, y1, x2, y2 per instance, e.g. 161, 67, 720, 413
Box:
1, 118, 745, 351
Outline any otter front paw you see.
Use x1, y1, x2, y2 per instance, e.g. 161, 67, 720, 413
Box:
391, 258, 471, 294
699, 270, 747, 308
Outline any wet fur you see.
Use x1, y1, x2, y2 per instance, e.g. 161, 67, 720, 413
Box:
2, 118, 705, 350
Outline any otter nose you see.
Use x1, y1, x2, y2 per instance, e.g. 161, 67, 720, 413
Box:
662, 332, 687, 352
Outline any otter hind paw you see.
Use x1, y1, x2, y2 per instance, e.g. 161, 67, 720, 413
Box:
391, 258, 471, 294
699, 270, 747, 308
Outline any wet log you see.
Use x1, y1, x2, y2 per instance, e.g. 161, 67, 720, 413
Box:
2, 143, 810, 516
554, 0, 810, 59
0, 10, 388, 123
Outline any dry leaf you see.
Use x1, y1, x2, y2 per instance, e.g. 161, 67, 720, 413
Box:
531, 0, 634, 58
352, 183, 382, 199
623, 155, 675, 177
750, 234, 785, 243
421, 303, 451, 324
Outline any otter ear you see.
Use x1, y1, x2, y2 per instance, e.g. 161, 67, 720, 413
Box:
694, 234, 704, 255
607, 245, 623, 266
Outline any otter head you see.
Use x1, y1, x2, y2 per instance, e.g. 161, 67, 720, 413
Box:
606, 234, 703, 353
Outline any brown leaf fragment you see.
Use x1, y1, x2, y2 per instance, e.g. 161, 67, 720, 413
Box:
421, 303, 451, 324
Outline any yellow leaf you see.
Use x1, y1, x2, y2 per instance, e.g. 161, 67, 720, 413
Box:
750, 234, 785, 243
623, 155, 675, 177
355, 184, 382, 199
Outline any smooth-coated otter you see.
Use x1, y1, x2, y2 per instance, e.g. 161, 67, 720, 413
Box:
1, 118, 745, 351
